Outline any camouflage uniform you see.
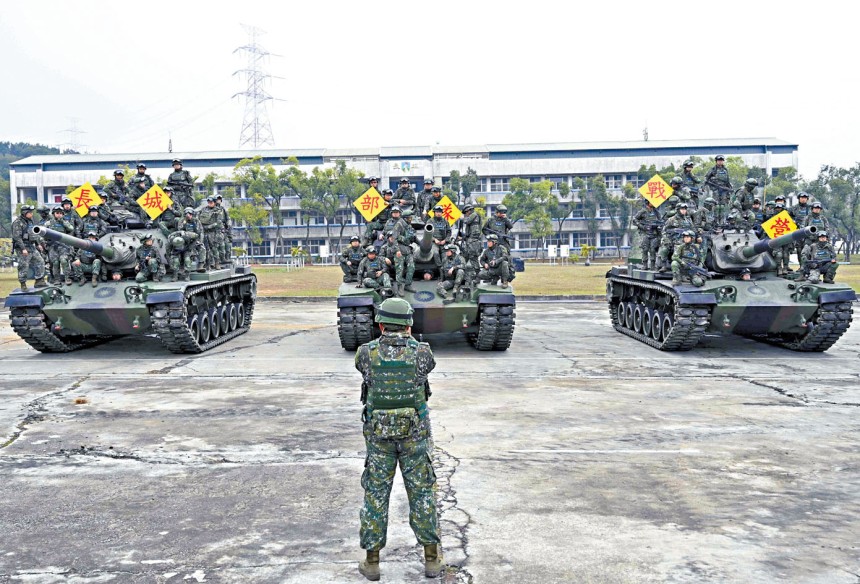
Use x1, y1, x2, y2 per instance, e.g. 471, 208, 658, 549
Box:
704, 161, 732, 223
422, 191, 445, 218
176, 212, 207, 270
11, 209, 46, 289
394, 184, 416, 212
657, 209, 696, 270
681, 166, 702, 204
413, 183, 432, 220
71, 237, 103, 286
802, 209, 831, 247
802, 237, 838, 283
199, 201, 223, 269
731, 181, 758, 212
477, 238, 511, 285
671, 238, 705, 285
135, 239, 162, 283
426, 214, 451, 269
482, 212, 514, 249
380, 234, 414, 295
357, 250, 392, 291
355, 322, 439, 553
127, 170, 155, 223
770, 204, 792, 275
166, 167, 196, 209
340, 240, 367, 282
363, 193, 395, 245
728, 208, 757, 232
80, 210, 109, 239
632, 204, 662, 270
156, 202, 182, 237
791, 198, 814, 260
216, 199, 232, 262
61, 204, 84, 238
456, 207, 483, 283
45, 213, 76, 284
102, 177, 130, 207
166, 231, 201, 281
436, 246, 465, 302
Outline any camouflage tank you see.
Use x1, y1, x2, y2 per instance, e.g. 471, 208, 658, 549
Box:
337, 223, 515, 351
606, 226, 856, 351
5, 226, 256, 353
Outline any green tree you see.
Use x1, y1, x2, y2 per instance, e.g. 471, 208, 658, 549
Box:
0, 176, 10, 237
553, 181, 572, 245
232, 156, 296, 259
763, 167, 801, 202
200, 172, 218, 200
327, 161, 365, 250
461, 167, 480, 202
503, 178, 557, 256
806, 164, 860, 260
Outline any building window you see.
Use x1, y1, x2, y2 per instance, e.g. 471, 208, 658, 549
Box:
249, 241, 272, 256
489, 178, 510, 192
602, 232, 622, 247
570, 202, 585, 218
604, 174, 623, 190
549, 177, 565, 191
571, 232, 595, 247
625, 174, 642, 188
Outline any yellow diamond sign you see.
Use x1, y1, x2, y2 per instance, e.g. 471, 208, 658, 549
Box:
353, 187, 387, 221
761, 210, 798, 239
638, 174, 674, 208
136, 185, 174, 220
426, 195, 462, 225
68, 182, 104, 217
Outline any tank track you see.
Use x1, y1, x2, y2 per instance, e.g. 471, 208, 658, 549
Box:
607, 275, 713, 351
149, 275, 257, 354
756, 301, 854, 352
337, 305, 374, 351
8, 306, 115, 353
469, 303, 516, 351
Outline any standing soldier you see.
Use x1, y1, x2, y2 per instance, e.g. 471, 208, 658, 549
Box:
413, 179, 432, 220
680, 159, 702, 205
60, 197, 84, 237
801, 231, 838, 284
671, 230, 706, 286
436, 244, 465, 304
71, 232, 104, 287
790, 192, 813, 264
166, 158, 195, 209
633, 200, 662, 270
456, 204, 483, 283
103, 169, 130, 207
482, 204, 514, 249
771, 202, 792, 275
422, 186, 445, 218
669, 176, 696, 210
382, 205, 408, 240
357, 247, 392, 295
657, 203, 697, 272
340, 236, 366, 283
176, 207, 206, 272
731, 178, 758, 212
215, 195, 232, 264
199, 197, 223, 270
128, 163, 155, 223
763, 200, 776, 221
363, 189, 395, 246
46, 207, 76, 285
354, 298, 442, 581
11, 205, 47, 292
134, 233, 162, 282
802, 202, 831, 252
80, 205, 109, 239
427, 205, 451, 271
35, 206, 52, 274
477, 234, 511, 286
704, 155, 733, 224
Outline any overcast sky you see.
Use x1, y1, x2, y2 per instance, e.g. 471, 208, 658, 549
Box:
2, 0, 858, 178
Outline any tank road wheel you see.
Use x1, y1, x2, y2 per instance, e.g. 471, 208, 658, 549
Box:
337, 306, 374, 351
642, 306, 653, 337
633, 304, 644, 333
470, 304, 516, 351
651, 310, 663, 341
187, 314, 201, 344
209, 307, 221, 339
617, 301, 628, 329
774, 301, 854, 352
219, 304, 230, 333
661, 311, 675, 341
227, 304, 238, 332
236, 302, 246, 327
199, 311, 211, 344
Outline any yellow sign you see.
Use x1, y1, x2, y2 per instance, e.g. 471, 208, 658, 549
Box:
761, 210, 798, 239
68, 183, 104, 217
638, 174, 674, 208
136, 185, 174, 220
426, 195, 462, 225
353, 187, 387, 222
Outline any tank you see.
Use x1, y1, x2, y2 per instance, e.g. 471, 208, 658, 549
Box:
337, 223, 516, 351
606, 226, 856, 351
4, 226, 257, 353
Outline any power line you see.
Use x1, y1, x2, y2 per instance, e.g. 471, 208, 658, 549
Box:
58, 117, 87, 153
233, 24, 280, 149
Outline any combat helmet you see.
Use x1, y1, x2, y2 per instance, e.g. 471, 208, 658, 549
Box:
431, 186, 442, 193
184, 207, 196, 215
349, 235, 360, 243
88, 205, 100, 212
745, 178, 759, 187
812, 202, 823, 209
85, 231, 98, 239
172, 158, 182, 165
113, 169, 125, 177
375, 297, 414, 326
389, 205, 402, 213
20, 204, 35, 215
462, 204, 474, 213
423, 178, 434, 185
496, 204, 508, 213
703, 197, 716, 207
797, 191, 809, 199
715, 155, 726, 161
433, 205, 444, 212
683, 159, 694, 167
681, 229, 695, 238
365, 246, 378, 254
381, 188, 394, 195
486, 234, 499, 242
670, 176, 683, 186
37, 206, 50, 216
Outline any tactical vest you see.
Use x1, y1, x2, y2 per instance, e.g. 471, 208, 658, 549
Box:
679, 244, 702, 262
345, 248, 364, 263
364, 257, 385, 273
793, 204, 810, 222
808, 215, 826, 228
365, 338, 426, 414
711, 167, 730, 187
813, 245, 832, 261
430, 218, 448, 240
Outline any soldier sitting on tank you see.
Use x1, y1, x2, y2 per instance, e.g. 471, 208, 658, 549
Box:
477, 234, 511, 286
135, 233, 163, 283
357, 246, 392, 294
103, 169, 130, 207
60, 197, 84, 237
728, 206, 757, 232
157, 187, 182, 237
657, 202, 697, 272
763, 200, 776, 221
633, 200, 662, 270
749, 198, 766, 236
128, 163, 155, 224
802, 231, 838, 284
380, 231, 415, 297
46, 206, 77, 285
802, 202, 831, 247
340, 236, 367, 283
71, 232, 104, 287
423, 186, 445, 217
732, 178, 758, 212
436, 244, 466, 304
176, 207, 207, 272
669, 176, 696, 211
166, 227, 203, 282
671, 230, 706, 286
362, 189, 396, 246
427, 205, 451, 271
81, 205, 109, 239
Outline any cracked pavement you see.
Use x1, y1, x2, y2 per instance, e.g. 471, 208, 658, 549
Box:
1, 301, 859, 583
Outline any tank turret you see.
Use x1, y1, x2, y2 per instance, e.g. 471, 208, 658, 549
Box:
739, 225, 816, 259
708, 226, 817, 274
32, 225, 123, 261
414, 223, 435, 262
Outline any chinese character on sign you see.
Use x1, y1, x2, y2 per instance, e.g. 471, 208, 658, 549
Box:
637, 174, 673, 208
75, 190, 94, 209
141, 191, 165, 213
646, 181, 667, 200
136, 185, 173, 220
770, 217, 791, 236
761, 210, 797, 239
360, 194, 379, 214
441, 203, 455, 222
68, 183, 104, 217
353, 187, 386, 221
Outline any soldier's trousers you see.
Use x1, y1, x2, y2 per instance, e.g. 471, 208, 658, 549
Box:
221, 231, 232, 262
461, 240, 482, 282
362, 274, 391, 290
436, 270, 465, 296
392, 253, 415, 285
341, 263, 360, 281
16, 248, 45, 283
805, 262, 838, 282
640, 234, 660, 269
360, 426, 440, 551
169, 252, 193, 277
204, 230, 222, 266
73, 259, 102, 280
478, 260, 510, 284
136, 258, 162, 282
657, 237, 677, 266
48, 247, 72, 281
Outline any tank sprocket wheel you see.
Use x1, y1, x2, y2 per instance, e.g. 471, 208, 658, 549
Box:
469, 303, 516, 351
149, 274, 256, 354
607, 275, 712, 351
758, 301, 854, 352
337, 305, 374, 351
8, 306, 116, 353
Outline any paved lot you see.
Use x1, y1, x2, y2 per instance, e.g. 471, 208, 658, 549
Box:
0, 301, 858, 584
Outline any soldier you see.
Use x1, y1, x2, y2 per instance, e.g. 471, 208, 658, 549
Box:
35, 206, 52, 274
704, 154, 732, 223
750, 198, 765, 236
422, 186, 445, 218
413, 178, 432, 220
790, 192, 813, 263
357, 246, 392, 294
436, 243, 465, 304
166, 158, 195, 208
427, 205, 451, 270
362, 189, 395, 246
382, 205, 408, 239
156, 187, 182, 237
763, 200, 776, 221
390, 176, 415, 211
632, 200, 662, 270
81, 205, 109, 239
482, 204, 514, 249
477, 234, 511, 286
802, 202, 831, 247
199, 196, 223, 269
380, 232, 406, 296
134, 233, 162, 282
680, 159, 702, 204
657, 202, 697, 272
382, 224, 416, 295
728, 205, 757, 232
103, 169, 130, 206
215, 195, 232, 263
669, 176, 696, 210
366, 175, 381, 193
71, 232, 104, 287
354, 298, 442, 581
60, 197, 84, 237
802, 231, 838, 284
340, 236, 366, 283
456, 203, 483, 282
694, 197, 718, 234
671, 230, 706, 286
11, 205, 47, 292
36, 206, 51, 224
127, 163, 154, 223
165, 230, 200, 282
731, 178, 758, 212
770, 202, 792, 275
46, 207, 76, 285
176, 207, 206, 272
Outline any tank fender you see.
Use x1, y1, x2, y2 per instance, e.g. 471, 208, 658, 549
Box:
146, 291, 186, 305
4, 294, 45, 309
478, 293, 516, 305
677, 292, 717, 305
818, 290, 857, 305
337, 296, 375, 308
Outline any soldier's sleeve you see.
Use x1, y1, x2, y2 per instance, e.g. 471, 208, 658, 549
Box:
672, 245, 683, 262
354, 345, 369, 376
416, 342, 436, 379
11, 220, 24, 249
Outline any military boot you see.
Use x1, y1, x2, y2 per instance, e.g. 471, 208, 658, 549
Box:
91, 274, 98, 287
358, 550, 380, 581
18, 281, 29, 293
64, 275, 73, 285
404, 283, 416, 293
34, 278, 48, 289
392, 282, 402, 297
424, 544, 443, 578
78, 276, 87, 287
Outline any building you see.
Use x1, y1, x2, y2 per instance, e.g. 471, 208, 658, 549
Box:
9, 138, 798, 260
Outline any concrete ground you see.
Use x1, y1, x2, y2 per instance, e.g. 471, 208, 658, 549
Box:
0, 301, 858, 584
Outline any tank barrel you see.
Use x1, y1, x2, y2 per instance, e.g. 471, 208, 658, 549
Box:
740, 226, 817, 259
415, 223, 435, 258
31, 226, 116, 260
